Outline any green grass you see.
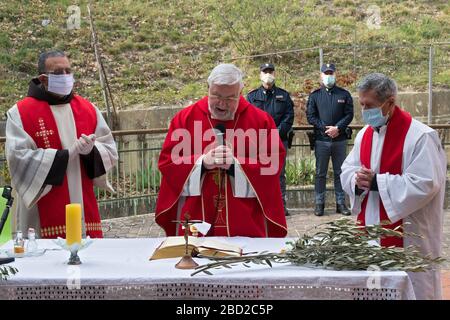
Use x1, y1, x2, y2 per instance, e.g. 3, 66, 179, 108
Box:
0, 0, 449, 115
135, 162, 161, 193
286, 157, 316, 186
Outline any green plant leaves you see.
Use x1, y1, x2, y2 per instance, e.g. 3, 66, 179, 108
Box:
192, 218, 445, 276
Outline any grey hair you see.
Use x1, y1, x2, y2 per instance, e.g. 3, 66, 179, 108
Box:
207, 63, 244, 90
38, 50, 66, 74
356, 73, 397, 102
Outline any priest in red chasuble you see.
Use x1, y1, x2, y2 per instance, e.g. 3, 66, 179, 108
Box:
5, 50, 118, 239
156, 64, 288, 237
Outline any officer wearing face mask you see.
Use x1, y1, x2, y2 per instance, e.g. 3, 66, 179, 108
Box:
247, 63, 294, 216
306, 63, 354, 217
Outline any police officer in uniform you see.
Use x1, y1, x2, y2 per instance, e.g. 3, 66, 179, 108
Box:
306, 63, 353, 216
247, 63, 294, 216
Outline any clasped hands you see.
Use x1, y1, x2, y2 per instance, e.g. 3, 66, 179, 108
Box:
355, 165, 375, 191
325, 126, 339, 138
69, 133, 96, 159
203, 145, 234, 170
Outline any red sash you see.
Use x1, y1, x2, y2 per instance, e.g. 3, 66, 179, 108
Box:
17, 96, 103, 238
358, 106, 412, 247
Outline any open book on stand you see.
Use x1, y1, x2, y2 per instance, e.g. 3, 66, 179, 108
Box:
150, 236, 242, 260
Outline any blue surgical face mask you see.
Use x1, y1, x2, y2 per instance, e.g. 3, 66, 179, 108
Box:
361, 106, 388, 128
322, 74, 335, 88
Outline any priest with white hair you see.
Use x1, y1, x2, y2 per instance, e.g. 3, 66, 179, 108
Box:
156, 63, 288, 237
340, 73, 447, 299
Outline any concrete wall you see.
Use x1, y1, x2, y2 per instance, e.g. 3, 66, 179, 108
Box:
0, 91, 448, 135
113, 90, 450, 131
353, 90, 450, 124
116, 105, 183, 131
113, 90, 450, 174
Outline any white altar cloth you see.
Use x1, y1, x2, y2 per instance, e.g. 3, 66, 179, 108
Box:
0, 237, 415, 300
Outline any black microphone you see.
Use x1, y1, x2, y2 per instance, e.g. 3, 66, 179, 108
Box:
0, 186, 13, 235
0, 186, 15, 266
214, 123, 227, 176
214, 124, 226, 146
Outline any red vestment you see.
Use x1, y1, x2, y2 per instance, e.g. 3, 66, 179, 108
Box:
17, 96, 103, 238
155, 96, 287, 237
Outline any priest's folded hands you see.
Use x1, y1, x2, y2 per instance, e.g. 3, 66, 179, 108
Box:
68, 134, 96, 159
355, 165, 375, 191
76, 134, 96, 155
203, 144, 234, 170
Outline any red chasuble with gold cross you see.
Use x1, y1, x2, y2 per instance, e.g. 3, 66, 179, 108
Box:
16, 96, 103, 238
155, 96, 288, 237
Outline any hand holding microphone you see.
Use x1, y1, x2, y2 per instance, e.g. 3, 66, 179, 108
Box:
203, 145, 234, 170
203, 124, 233, 170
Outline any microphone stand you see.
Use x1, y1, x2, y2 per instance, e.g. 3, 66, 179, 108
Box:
0, 186, 15, 265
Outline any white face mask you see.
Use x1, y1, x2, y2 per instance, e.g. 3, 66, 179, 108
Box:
47, 73, 74, 95
322, 74, 336, 88
260, 73, 275, 85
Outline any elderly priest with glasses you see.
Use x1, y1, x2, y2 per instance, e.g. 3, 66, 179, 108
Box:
155, 63, 288, 238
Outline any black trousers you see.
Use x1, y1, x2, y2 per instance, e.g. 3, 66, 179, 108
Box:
314, 139, 347, 205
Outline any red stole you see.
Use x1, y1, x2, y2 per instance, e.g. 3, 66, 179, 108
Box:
177, 168, 266, 237
200, 169, 228, 236
17, 96, 103, 238
358, 106, 412, 247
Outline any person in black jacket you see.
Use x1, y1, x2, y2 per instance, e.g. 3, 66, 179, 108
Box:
247, 63, 294, 216
306, 63, 353, 216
